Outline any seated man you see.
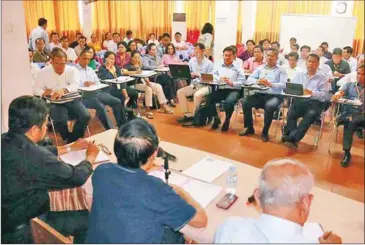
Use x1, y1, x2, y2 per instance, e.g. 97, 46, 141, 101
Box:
282, 52, 303, 82
69, 32, 82, 49
337, 54, 364, 87
209, 46, 246, 132
74, 35, 87, 57
29, 49, 41, 85
33, 48, 91, 143
123, 30, 133, 45
297, 45, 311, 70
176, 42, 214, 123
331, 65, 365, 167
321, 42, 332, 60
77, 49, 127, 130
239, 48, 287, 142
282, 53, 330, 148
49, 32, 62, 51
86, 119, 208, 243
342, 46, 357, 72
172, 32, 189, 61
270, 42, 287, 66
33, 38, 51, 63
214, 158, 342, 243
157, 32, 171, 58
243, 45, 266, 73
325, 48, 351, 93
60, 36, 77, 63
2, 95, 100, 243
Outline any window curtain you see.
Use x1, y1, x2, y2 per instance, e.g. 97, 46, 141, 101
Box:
254, 1, 332, 43
92, 0, 174, 44
23, 0, 81, 42
236, 0, 243, 44
353, 0, 364, 57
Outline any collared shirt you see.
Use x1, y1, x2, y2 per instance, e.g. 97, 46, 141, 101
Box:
162, 54, 182, 66
107, 42, 118, 53
297, 57, 307, 70
319, 56, 328, 67
214, 214, 316, 243
123, 37, 133, 44
282, 65, 303, 81
339, 81, 364, 112
30, 62, 41, 85
172, 40, 187, 49
325, 60, 351, 76
147, 39, 160, 46
343, 56, 358, 72
49, 42, 62, 51
188, 57, 214, 85
115, 52, 131, 69
142, 54, 162, 70
291, 69, 330, 102
33, 50, 51, 63
74, 45, 86, 57
103, 40, 114, 49
247, 64, 288, 94
243, 57, 266, 72
157, 44, 166, 58
277, 53, 288, 66
33, 65, 80, 96
1, 132, 93, 231
318, 63, 333, 81
215, 58, 243, 71
62, 47, 78, 62
28, 26, 49, 51
76, 64, 100, 86
212, 63, 246, 89
88, 41, 102, 52
323, 51, 332, 60
337, 71, 357, 87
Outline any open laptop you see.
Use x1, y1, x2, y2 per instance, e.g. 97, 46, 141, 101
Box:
200, 73, 214, 83
285, 83, 304, 96
169, 64, 191, 82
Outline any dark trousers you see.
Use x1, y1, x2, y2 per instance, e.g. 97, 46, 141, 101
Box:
50, 100, 91, 143
2, 210, 89, 244
283, 99, 326, 142
343, 112, 365, 151
155, 74, 175, 101
209, 89, 241, 123
82, 91, 126, 130
109, 86, 138, 109
242, 93, 283, 134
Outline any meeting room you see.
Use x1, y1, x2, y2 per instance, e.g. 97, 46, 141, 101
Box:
1, 0, 365, 244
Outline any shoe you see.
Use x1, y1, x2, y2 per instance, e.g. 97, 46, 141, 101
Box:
341, 151, 351, 167
261, 134, 269, 142
356, 128, 364, 139
177, 116, 193, 124
168, 102, 176, 108
313, 118, 322, 126
221, 121, 230, 132
283, 139, 298, 149
211, 117, 221, 130
239, 128, 255, 136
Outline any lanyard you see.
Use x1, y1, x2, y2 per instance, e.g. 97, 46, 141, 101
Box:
333, 63, 340, 72
355, 84, 364, 100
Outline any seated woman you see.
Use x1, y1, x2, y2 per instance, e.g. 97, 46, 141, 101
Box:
115, 41, 131, 69
102, 32, 113, 50
134, 38, 146, 52
162, 43, 182, 66
125, 51, 173, 119
85, 46, 103, 70
88, 34, 102, 52
127, 41, 138, 55
98, 51, 138, 116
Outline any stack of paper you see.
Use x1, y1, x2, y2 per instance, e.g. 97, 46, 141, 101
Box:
183, 156, 232, 183
60, 149, 110, 166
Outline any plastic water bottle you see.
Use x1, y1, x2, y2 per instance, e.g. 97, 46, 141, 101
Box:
226, 165, 238, 198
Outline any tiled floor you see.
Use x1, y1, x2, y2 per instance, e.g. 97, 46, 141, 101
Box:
49, 105, 365, 203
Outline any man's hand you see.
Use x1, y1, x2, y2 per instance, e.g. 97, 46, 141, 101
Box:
85, 142, 100, 164
258, 78, 272, 87
171, 184, 187, 199
333, 71, 343, 78
124, 96, 130, 107
42, 89, 52, 97
51, 89, 65, 100
332, 93, 342, 101
84, 81, 96, 87
304, 89, 313, 95
191, 72, 200, 78
221, 77, 233, 86
319, 231, 342, 244
71, 138, 89, 151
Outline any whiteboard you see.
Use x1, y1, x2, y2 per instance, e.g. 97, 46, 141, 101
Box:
279, 14, 357, 54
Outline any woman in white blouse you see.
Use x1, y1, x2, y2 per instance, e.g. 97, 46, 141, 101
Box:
198, 23, 214, 60
102, 32, 113, 50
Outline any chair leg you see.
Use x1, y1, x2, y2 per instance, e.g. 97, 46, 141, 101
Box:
49, 118, 59, 146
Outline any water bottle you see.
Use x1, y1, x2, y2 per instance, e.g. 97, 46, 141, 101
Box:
226, 165, 238, 198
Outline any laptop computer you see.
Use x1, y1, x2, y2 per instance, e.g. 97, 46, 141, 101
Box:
200, 73, 214, 83
169, 64, 191, 81
285, 83, 304, 96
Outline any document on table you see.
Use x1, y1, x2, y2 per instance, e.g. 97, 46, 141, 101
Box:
60, 149, 110, 166
149, 169, 223, 208
182, 156, 232, 183
303, 222, 324, 241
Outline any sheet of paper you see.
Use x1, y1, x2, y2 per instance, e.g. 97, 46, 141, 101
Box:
303, 222, 324, 242
183, 156, 232, 183
79, 83, 109, 91
149, 169, 188, 186
141, 70, 156, 76
60, 149, 110, 166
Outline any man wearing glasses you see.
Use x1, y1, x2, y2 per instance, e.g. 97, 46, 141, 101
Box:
33, 47, 91, 143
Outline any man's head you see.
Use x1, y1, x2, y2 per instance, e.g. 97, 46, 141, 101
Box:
253, 45, 264, 60
290, 44, 299, 53
254, 158, 314, 226
229, 45, 238, 58
342, 46, 353, 60
126, 30, 133, 39
332, 48, 343, 64
193, 42, 205, 59
51, 48, 68, 75
79, 49, 91, 68
174, 32, 182, 42
50, 32, 59, 43
60, 36, 69, 49
266, 48, 279, 67
271, 41, 280, 50
38, 18, 47, 29
147, 43, 157, 56
8, 96, 49, 143
300, 45, 311, 60
261, 39, 271, 50
246, 40, 256, 52
288, 52, 299, 69
114, 118, 159, 169
289, 37, 297, 45
35, 38, 45, 52
356, 65, 365, 87
113, 32, 121, 43
161, 33, 171, 47
321, 42, 329, 52
78, 36, 87, 48
315, 46, 325, 57
306, 53, 320, 74
222, 46, 235, 66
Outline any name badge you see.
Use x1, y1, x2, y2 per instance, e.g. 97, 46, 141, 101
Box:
117, 84, 121, 90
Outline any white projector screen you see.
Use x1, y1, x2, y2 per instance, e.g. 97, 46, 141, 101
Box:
279, 14, 357, 54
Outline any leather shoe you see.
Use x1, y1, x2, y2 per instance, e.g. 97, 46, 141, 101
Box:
221, 121, 230, 132
341, 151, 351, 167
211, 117, 221, 130
239, 128, 255, 136
177, 116, 193, 124
261, 134, 269, 142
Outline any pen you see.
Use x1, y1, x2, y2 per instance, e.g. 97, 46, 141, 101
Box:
323, 231, 332, 240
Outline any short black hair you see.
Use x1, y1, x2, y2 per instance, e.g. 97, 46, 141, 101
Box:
104, 51, 116, 60
194, 42, 205, 50
114, 118, 159, 168
38, 18, 47, 26
8, 96, 49, 134
300, 45, 311, 52
260, 38, 271, 45
321, 42, 329, 47
51, 47, 67, 60
35, 38, 45, 45
267, 47, 279, 57
343, 46, 353, 54
60, 36, 68, 42
229, 45, 237, 55
308, 53, 320, 62
117, 41, 128, 49
147, 42, 156, 51
113, 32, 120, 37
162, 33, 171, 39
201, 23, 214, 35
253, 45, 264, 53
223, 46, 235, 54
126, 30, 132, 35
288, 52, 299, 60
317, 46, 325, 53
271, 41, 280, 48
175, 32, 182, 36
165, 43, 176, 55
50, 32, 59, 38
78, 36, 87, 41
290, 37, 297, 43
80, 47, 91, 58
332, 48, 343, 55
246, 39, 256, 46
292, 44, 299, 50
130, 50, 140, 58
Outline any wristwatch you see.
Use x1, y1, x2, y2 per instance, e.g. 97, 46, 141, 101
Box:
66, 146, 72, 152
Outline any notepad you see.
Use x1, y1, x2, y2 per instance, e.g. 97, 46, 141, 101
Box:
182, 156, 232, 183
303, 222, 324, 241
60, 149, 110, 166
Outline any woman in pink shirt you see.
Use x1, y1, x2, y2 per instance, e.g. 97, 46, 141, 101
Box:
243, 45, 266, 73
115, 41, 131, 69
162, 43, 182, 66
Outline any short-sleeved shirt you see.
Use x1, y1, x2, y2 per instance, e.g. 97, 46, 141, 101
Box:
339, 81, 365, 113
86, 163, 196, 244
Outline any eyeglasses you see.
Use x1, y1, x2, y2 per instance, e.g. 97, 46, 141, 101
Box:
98, 143, 112, 155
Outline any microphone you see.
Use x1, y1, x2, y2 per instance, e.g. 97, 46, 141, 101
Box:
157, 147, 177, 162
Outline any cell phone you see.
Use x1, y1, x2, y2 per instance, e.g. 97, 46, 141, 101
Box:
216, 193, 238, 210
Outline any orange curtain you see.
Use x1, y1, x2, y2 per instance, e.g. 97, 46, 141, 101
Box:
23, 0, 81, 42
184, 0, 215, 32
352, 0, 364, 56
236, 0, 243, 44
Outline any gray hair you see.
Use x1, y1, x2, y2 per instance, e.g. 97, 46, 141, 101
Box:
258, 158, 314, 209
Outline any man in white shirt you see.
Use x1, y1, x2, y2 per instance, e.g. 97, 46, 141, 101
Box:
297, 45, 311, 69
29, 18, 49, 51
77, 49, 126, 130
315, 46, 328, 67
282, 52, 303, 81
123, 30, 133, 45
173, 32, 189, 61
342, 46, 358, 72
60, 36, 77, 62
214, 158, 342, 244
74, 36, 87, 57
33, 48, 91, 143
108, 33, 121, 53
29, 49, 41, 85
271, 42, 287, 66
49, 32, 62, 51
337, 54, 364, 87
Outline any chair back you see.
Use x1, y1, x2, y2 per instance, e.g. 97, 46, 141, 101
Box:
31, 218, 72, 244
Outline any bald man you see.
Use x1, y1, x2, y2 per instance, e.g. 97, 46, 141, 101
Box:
214, 158, 342, 243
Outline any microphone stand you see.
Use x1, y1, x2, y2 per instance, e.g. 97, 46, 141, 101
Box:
163, 156, 171, 184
